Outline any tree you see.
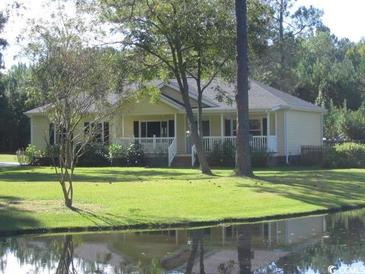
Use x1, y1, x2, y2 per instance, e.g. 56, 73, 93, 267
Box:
97, 0, 243, 175
25, 6, 119, 208
235, 0, 252, 176
253, 0, 324, 92
0, 64, 35, 152
0, 11, 7, 69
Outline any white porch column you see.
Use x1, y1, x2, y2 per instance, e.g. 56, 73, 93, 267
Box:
220, 113, 224, 140
174, 113, 177, 138
266, 111, 270, 137
284, 111, 289, 164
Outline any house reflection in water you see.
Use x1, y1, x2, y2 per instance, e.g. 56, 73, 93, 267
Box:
0, 215, 328, 273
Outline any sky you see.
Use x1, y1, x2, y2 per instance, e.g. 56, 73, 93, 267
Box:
1, 0, 365, 70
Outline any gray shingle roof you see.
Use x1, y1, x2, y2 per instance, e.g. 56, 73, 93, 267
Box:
25, 79, 325, 115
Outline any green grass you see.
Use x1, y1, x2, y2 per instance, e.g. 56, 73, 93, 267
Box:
0, 166, 364, 233
0, 154, 17, 162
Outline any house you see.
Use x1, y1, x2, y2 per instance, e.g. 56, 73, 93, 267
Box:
25, 79, 325, 166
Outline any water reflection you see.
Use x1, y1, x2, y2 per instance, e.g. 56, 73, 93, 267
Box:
1, 209, 365, 273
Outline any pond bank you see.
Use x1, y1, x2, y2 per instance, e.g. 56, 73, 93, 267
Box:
1, 166, 365, 236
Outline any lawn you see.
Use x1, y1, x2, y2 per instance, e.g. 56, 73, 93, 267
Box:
0, 166, 364, 233
0, 154, 17, 162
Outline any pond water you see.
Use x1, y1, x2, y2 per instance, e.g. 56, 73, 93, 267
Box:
1, 209, 365, 274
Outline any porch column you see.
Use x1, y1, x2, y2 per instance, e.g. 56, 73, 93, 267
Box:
266, 111, 270, 137
220, 113, 224, 140
174, 113, 177, 139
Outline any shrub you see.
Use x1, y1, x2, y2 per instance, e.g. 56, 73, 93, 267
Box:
322, 142, 365, 168
24, 144, 43, 165
108, 144, 127, 166
78, 143, 110, 167
125, 142, 145, 166
208, 141, 235, 167
251, 149, 271, 167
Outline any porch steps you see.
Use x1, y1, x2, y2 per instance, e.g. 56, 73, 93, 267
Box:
171, 155, 191, 167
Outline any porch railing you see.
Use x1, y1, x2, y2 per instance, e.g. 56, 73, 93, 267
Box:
168, 138, 177, 167
115, 137, 174, 154
202, 136, 277, 153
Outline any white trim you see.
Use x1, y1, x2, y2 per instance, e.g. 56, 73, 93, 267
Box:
30, 118, 33, 145
220, 113, 224, 139
160, 94, 185, 110
284, 111, 289, 164
174, 113, 177, 138
275, 111, 278, 138
158, 82, 217, 107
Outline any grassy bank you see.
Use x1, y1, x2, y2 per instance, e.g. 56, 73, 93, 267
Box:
0, 166, 364, 233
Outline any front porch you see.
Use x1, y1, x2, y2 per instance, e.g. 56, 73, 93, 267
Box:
112, 111, 278, 166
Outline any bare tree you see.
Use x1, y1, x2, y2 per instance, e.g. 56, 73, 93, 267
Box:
26, 5, 120, 208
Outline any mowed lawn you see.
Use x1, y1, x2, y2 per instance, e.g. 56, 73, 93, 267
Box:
0, 154, 17, 162
0, 166, 364, 233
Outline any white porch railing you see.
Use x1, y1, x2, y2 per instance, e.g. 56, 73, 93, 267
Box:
191, 144, 197, 166
202, 136, 277, 153
168, 138, 177, 167
115, 137, 174, 154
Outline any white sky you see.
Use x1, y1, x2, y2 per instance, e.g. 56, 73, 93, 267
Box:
1, 0, 365, 70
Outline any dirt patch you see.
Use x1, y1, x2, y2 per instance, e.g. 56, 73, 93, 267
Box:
0, 199, 102, 213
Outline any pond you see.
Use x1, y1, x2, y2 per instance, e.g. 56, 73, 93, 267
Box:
1, 209, 365, 274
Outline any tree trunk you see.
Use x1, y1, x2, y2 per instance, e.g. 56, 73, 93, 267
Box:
56, 235, 76, 274
180, 78, 212, 175
235, 0, 252, 177
185, 234, 199, 274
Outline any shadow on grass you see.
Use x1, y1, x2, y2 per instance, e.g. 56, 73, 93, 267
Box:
0, 166, 214, 184
248, 169, 365, 209
0, 195, 40, 232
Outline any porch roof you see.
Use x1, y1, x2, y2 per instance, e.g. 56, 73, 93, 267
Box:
163, 79, 325, 113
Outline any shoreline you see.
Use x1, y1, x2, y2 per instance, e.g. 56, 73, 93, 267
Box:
1, 203, 364, 237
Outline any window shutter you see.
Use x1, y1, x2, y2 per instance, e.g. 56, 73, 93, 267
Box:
133, 121, 139, 137
103, 122, 109, 144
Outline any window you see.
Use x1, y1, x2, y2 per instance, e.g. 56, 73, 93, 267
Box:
49, 123, 67, 144
84, 122, 109, 144
202, 120, 210, 137
168, 120, 175, 137
135, 121, 173, 138
193, 120, 210, 136
224, 119, 262, 136
224, 119, 237, 136
249, 120, 261, 136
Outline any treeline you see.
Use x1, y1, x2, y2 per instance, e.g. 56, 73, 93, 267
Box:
1, 0, 365, 152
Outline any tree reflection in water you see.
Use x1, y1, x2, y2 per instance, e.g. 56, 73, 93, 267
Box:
237, 225, 252, 274
56, 235, 77, 274
185, 230, 206, 274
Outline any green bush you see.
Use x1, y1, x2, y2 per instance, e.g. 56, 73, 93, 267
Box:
125, 142, 145, 166
323, 142, 365, 168
78, 144, 110, 167
108, 144, 127, 166
251, 149, 272, 167
24, 144, 43, 165
208, 141, 235, 167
